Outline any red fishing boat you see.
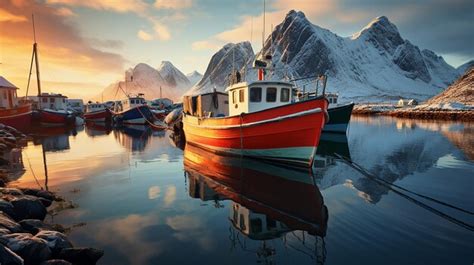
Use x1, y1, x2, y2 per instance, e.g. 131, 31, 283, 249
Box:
0, 76, 32, 130
183, 78, 328, 166
84, 102, 111, 122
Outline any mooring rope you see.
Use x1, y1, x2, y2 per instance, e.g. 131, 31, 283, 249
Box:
135, 106, 169, 130
334, 153, 474, 232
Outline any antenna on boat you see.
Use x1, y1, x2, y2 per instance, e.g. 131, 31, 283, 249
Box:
262, 0, 265, 52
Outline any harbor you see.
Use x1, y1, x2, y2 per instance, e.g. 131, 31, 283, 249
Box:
1, 0, 473, 264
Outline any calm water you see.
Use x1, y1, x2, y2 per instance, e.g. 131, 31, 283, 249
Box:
6, 116, 474, 265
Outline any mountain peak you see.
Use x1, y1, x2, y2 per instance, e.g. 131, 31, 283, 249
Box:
352, 15, 403, 54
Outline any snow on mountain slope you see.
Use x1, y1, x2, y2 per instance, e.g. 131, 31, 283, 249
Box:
100, 62, 192, 102
186, 71, 203, 86
188, 10, 461, 102
260, 11, 460, 102
186, 42, 254, 95
158, 61, 191, 89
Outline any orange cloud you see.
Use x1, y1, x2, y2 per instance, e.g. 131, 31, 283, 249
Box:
0, 0, 125, 97
46, 0, 148, 13
0, 8, 27, 22
137, 30, 153, 41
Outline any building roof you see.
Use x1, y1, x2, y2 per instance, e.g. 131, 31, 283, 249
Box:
0, 76, 19, 90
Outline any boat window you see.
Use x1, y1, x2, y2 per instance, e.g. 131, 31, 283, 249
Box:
50, 98, 55, 103
250, 87, 262, 102
333, 98, 337, 104
239, 89, 245, 103
281, 88, 290, 102
42, 98, 48, 103
239, 214, 246, 230
266, 217, 277, 230
232, 91, 237, 104
131, 99, 135, 104
3, 92, 6, 99
266, 87, 277, 102
250, 218, 263, 234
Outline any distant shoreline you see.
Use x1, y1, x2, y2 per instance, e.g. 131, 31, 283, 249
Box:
353, 108, 474, 122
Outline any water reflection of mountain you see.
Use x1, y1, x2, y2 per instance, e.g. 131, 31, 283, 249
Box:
441, 125, 474, 161
340, 116, 472, 204
184, 144, 328, 263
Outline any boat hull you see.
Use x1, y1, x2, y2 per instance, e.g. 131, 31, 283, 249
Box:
84, 108, 112, 122
113, 105, 155, 125
39, 109, 75, 127
0, 104, 32, 131
183, 97, 328, 166
323, 103, 354, 133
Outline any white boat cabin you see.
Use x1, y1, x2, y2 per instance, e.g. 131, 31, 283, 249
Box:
0, 76, 20, 109
226, 81, 295, 116
85, 102, 108, 113
326, 93, 338, 105
38, 93, 68, 110
113, 96, 146, 113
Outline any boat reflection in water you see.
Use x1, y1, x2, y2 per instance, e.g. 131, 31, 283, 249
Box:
85, 122, 112, 137
312, 132, 351, 179
113, 125, 153, 152
184, 144, 328, 264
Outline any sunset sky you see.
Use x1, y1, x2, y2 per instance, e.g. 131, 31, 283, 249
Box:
1, 0, 472, 99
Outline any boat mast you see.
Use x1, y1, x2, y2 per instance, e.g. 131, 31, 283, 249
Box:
32, 15, 42, 96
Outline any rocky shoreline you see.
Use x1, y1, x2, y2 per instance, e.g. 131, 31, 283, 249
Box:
0, 124, 104, 265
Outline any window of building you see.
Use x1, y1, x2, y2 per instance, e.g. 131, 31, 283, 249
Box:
239, 89, 245, 103
250, 87, 262, 102
232, 91, 237, 104
266, 87, 277, 102
3, 92, 6, 99
42, 97, 48, 103
281, 88, 290, 102
131, 99, 135, 104
50, 98, 55, 103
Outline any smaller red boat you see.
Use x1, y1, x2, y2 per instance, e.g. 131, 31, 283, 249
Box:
84, 103, 111, 122
36, 93, 75, 127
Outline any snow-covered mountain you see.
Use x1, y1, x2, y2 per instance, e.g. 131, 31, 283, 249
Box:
188, 10, 463, 102
100, 62, 192, 102
187, 42, 254, 95
186, 71, 203, 86
158, 61, 191, 89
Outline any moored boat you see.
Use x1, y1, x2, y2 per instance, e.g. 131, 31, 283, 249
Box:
84, 102, 112, 122
112, 95, 155, 125
183, 79, 328, 166
324, 101, 354, 133
36, 93, 75, 127
0, 76, 32, 130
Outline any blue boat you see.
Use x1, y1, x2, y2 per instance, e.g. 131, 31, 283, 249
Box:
112, 96, 155, 125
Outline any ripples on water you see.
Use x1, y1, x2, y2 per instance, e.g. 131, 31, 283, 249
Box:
6, 116, 474, 265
